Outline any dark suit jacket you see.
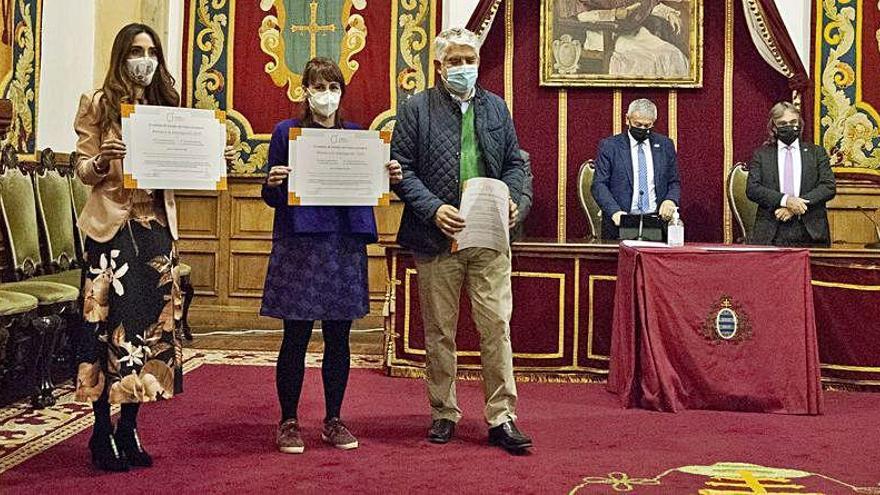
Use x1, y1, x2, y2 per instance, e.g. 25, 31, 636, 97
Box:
745, 141, 836, 245
590, 132, 682, 239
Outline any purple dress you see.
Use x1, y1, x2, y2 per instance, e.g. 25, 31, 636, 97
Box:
260, 119, 378, 321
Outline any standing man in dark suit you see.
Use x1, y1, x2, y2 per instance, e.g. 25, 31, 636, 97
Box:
591, 98, 682, 239
746, 102, 836, 247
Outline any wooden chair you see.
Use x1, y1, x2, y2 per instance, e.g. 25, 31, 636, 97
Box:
0, 290, 39, 405
727, 162, 757, 244
32, 160, 84, 376
577, 160, 603, 241
0, 162, 78, 407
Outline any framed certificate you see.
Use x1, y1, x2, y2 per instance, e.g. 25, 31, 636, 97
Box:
121, 104, 227, 190
287, 128, 391, 206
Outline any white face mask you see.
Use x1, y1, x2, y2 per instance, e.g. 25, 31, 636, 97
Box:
126, 56, 158, 86
308, 89, 341, 117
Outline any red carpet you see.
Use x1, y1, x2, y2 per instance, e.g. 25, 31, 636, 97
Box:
2, 364, 879, 494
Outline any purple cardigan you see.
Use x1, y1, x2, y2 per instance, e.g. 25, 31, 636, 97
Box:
261, 118, 378, 242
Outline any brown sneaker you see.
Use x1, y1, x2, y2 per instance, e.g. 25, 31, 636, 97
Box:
322, 418, 358, 450
276, 418, 305, 454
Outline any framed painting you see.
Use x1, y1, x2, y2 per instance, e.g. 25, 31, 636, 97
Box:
540, 0, 703, 88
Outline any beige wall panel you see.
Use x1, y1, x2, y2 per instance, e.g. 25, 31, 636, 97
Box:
176, 193, 220, 239
231, 197, 274, 240
229, 251, 271, 298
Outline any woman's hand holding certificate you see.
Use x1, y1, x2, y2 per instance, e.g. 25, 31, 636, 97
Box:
121, 104, 228, 190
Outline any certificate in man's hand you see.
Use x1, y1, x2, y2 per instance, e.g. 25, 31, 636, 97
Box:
452, 178, 510, 253
287, 128, 391, 206
121, 104, 227, 190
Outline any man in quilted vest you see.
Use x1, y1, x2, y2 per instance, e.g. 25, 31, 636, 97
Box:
391, 27, 533, 454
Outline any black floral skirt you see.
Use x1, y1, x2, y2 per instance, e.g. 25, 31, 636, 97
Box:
75, 220, 183, 404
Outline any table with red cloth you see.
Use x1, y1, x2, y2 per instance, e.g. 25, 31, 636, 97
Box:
607, 242, 824, 415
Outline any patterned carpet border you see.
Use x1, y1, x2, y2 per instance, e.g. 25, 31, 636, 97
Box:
0, 349, 382, 474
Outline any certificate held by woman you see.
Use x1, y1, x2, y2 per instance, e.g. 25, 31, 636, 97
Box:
120, 104, 228, 190
287, 127, 392, 206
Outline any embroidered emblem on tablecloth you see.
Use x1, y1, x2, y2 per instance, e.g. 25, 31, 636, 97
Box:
700, 295, 753, 344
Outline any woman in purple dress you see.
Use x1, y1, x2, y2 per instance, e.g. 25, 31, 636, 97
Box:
261, 57, 402, 454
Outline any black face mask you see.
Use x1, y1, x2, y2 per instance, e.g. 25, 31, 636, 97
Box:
629, 126, 650, 143
775, 125, 800, 146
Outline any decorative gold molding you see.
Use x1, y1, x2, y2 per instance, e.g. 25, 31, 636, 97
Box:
258, 0, 367, 103
572, 258, 580, 366
402, 268, 567, 359
668, 89, 678, 147
722, 0, 735, 244
503, 0, 514, 114
558, 89, 568, 242
811, 280, 880, 291
587, 275, 616, 361
821, 363, 880, 372
613, 89, 622, 135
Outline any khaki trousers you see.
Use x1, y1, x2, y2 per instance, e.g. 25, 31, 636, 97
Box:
414, 247, 517, 427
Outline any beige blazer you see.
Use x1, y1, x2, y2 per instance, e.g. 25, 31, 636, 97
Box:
74, 90, 178, 243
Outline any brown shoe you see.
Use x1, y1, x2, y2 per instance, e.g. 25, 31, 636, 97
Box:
322, 418, 358, 450
276, 418, 305, 454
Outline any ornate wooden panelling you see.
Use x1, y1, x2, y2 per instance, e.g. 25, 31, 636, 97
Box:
229, 249, 271, 298
176, 191, 221, 239
181, 251, 218, 296
827, 181, 880, 249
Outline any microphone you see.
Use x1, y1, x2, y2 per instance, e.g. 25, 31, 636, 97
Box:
856, 206, 880, 249
637, 191, 645, 241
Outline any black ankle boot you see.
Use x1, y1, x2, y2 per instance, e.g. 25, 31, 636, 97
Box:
88, 433, 129, 472
114, 426, 153, 467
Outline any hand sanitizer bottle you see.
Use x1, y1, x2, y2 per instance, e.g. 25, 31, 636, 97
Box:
667, 207, 684, 247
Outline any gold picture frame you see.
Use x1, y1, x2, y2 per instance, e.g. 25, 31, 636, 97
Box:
540, 0, 703, 88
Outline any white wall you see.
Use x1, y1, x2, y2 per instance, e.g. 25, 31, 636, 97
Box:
165, 0, 184, 90
774, 0, 811, 74
37, 0, 184, 152
443, 0, 480, 30
37, 0, 96, 152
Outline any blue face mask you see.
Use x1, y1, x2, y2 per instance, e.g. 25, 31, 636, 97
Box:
444, 64, 478, 94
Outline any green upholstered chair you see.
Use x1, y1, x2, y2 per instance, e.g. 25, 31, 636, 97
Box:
0, 290, 38, 317
0, 166, 78, 407
68, 174, 91, 255
0, 290, 39, 405
32, 167, 84, 380
69, 174, 91, 216
34, 168, 81, 284
727, 162, 757, 244
577, 160, 603, 241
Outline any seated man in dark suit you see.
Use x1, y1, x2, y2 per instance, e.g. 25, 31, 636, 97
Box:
591, 98, 682, 239
746, 101, 836, 247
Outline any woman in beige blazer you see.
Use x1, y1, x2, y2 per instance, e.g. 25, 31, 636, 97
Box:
73, 23, 233, 472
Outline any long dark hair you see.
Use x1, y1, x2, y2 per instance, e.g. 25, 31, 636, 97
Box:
96, 23, 179, 132
765, 101, 804, 145
300, 57, 345, 128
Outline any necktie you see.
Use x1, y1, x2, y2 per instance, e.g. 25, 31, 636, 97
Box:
637, 142, 649, 213
782, 146, 795, 196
